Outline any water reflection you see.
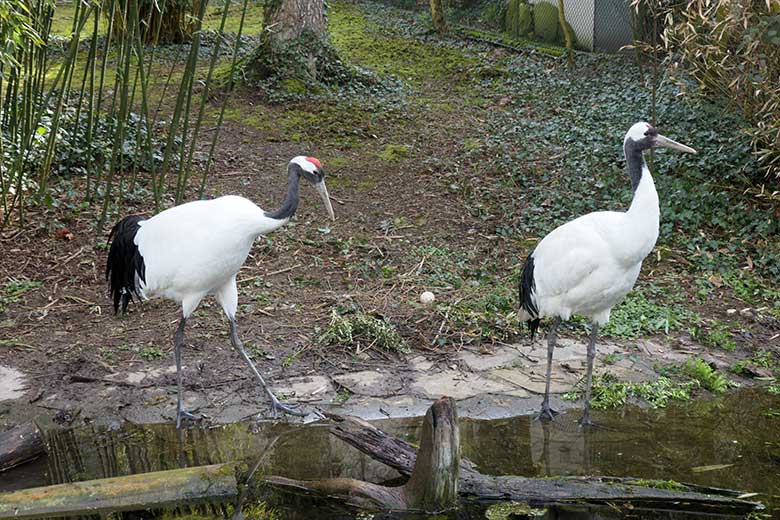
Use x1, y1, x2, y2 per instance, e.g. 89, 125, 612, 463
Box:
1, 388, 777, 518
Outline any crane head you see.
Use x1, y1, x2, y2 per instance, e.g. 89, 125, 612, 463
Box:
290, 156, 335, 221
624, 122, 697, 154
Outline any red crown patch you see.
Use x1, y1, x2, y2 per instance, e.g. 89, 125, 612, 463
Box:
305, 157, 322, 169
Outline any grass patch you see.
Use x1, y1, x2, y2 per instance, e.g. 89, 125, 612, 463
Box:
731, 350, 778, 376
447, 283, 517, 344
597, 285, 699, 339
318, 309, 410, 354
378, 144, 411, 161
0, 278, 43, 314
695, 320, 737, 351
139, 346, 165, 360
565, 357, 735, 409
409, 245, 476, 289
202, 2, 265, 34
329, 1, 479, 85
680, 358, 734, 393
565, 373, 695, 410
721, 271, 780, 317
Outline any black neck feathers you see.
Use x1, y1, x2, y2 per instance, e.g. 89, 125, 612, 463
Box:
624, 139, 646, 192
264, 164, 301, 221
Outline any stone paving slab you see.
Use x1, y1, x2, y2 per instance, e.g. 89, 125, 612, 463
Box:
410, 370, 512, 400
333, 370, 405, 397
272, 375, 333, 401
0, 366, 26, 402
458, 344, 521, 371
1, 334, 731, 427
487, 367, 579, 395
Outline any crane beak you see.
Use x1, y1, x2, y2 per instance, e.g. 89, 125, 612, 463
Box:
315, 180, 335, 221
655, 134, 697, 154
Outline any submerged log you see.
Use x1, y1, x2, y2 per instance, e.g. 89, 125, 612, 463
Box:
325, 409, 763, 515
0, 422, 45, 473
0, 463, 237, 519
266, 397, 460, 512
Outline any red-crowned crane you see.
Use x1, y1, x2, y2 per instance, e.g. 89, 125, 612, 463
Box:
106, 156, 335, 427
518, 122, 696, 426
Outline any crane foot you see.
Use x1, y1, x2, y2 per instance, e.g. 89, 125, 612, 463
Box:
176, 409, 201, 429
534, 405, 559, 422
269, 397, 308, 418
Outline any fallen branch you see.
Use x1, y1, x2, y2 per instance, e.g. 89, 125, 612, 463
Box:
325, 411, 763, 515
266, 397, 459, 512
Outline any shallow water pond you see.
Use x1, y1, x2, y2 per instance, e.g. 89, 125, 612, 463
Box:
1, 387, 778, 518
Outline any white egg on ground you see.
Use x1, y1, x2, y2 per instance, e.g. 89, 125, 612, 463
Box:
420, 291, 435, 305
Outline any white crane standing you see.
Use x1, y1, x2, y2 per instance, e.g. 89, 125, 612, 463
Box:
519, 122, 696, 426
106, 156, 335, 427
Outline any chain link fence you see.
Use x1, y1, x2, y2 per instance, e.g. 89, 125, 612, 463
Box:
522, 0, 637, 52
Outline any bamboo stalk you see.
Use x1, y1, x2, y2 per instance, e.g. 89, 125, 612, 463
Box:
198, 0, 252, 198
182, 0, 232, 196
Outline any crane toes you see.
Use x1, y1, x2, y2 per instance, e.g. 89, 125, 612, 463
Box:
534, 406, 559, 422
269, 398, 308, 418
578, 416, 604, 429
176, 409, 201, 428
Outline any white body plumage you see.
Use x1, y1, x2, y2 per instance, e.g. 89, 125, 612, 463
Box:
526, 165, 659, 325
135, 195, 286, 318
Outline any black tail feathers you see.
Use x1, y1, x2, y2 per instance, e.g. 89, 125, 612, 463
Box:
106, 215, 146, 315
519, 252, 540, 339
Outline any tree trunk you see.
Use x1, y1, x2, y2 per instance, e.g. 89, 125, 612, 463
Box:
429, 0, 448, 36
243, 0, 327, 83
557, 0, 574, 69
264, 0, 326, 45
108, 0, 203, 44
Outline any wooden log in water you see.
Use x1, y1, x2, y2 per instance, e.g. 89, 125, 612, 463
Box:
265, 397, 460, 512
0, 463, 237, 519
0, 422, 45, 473
326, 410, 764, 515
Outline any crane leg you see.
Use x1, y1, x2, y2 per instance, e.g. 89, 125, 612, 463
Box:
174, 317, 199, 429
535, 317, 562, 421
228, 319, 307, 418
579, 322, 599, 427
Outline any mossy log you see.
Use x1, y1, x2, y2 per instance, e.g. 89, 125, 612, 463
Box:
0, 422, 45, 473
0, 464, 238, 519
266, 397, 459, 512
